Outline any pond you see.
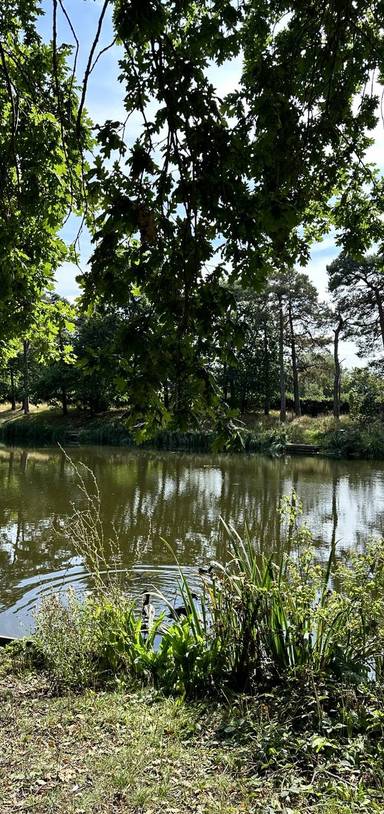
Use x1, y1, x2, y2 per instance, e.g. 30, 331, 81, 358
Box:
1, 445, 384, 638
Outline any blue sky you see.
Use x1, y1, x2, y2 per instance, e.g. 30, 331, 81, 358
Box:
39, 0, 379, 367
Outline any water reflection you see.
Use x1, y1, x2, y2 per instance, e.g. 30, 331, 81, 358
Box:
0, 445, 384, 637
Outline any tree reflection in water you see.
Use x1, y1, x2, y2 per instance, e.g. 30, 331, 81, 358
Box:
0, 445, 383, 636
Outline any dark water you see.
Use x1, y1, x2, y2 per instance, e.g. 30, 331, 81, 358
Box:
0, 445, 384, 638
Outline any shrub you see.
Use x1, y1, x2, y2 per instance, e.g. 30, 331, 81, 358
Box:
321, 422, 384, 458
348, 369, 384, 422
33, 589, 100, 690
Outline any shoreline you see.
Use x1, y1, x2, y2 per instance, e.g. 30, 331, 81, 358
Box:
0, 406, 383, 459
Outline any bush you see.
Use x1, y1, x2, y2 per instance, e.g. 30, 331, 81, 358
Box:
321, 422, 384, 458
348, 369, 384, 422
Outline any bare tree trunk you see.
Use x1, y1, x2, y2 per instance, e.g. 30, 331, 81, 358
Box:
333, 315, 343, 419
278, 295, 286, 422
58, 329, 68, 416
263, 319, 270, 415
22, 340, 30, 415
374, 289, 384, 349
10, 361, 16, 410
288, 301, 301, 416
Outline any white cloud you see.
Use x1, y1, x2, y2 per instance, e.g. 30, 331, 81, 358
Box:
55, 262, 81, 301
206, 56, 243, 97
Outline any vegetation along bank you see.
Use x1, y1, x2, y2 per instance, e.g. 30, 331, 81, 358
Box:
1, 405, 384, 459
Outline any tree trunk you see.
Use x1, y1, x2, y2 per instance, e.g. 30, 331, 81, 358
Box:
61, 387, 68, 416
163, 380, 169, 409
263, 319, 270, 415
241, 379, 248, 414
333, 315, 343, 420
278, 295, 286, 422
288, 301, 301, 416
58, 329, 68, 416
10, 361, 16, 410
22, 340, 30, 415
374, 289, 384, 349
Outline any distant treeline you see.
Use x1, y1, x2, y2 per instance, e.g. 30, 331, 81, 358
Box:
0, 260, 383, 432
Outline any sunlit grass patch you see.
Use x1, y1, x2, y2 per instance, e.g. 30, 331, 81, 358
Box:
0, 673, 383, 814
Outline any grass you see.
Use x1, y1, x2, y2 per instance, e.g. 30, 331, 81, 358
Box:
1, 666, 384, 814
1, 404, 384, 458
245, 413, 384, 458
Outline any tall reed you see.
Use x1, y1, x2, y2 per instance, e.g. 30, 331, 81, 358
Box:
32, 456, 384, 696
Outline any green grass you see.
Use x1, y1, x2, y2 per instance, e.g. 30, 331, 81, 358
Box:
245, 413, 384, 458
0, 667, 383, 814
1, 404, 384, 458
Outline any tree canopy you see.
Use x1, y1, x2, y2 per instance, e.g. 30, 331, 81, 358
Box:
1, 0, 384, 431
0, 0, 91, 339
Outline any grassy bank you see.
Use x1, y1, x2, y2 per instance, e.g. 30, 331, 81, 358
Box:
1, 663, 383, 813
0, 405, 384, 458
0, 405, 279, 452
246, 413, 384, 458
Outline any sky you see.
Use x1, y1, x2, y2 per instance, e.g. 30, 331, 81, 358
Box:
39, 0, 383, 368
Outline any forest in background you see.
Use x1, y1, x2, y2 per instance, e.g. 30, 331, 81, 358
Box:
1, 255, 384, 429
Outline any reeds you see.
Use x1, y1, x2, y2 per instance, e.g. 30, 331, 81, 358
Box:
32, 458, 384, 696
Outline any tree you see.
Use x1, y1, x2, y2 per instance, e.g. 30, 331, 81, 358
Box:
332, 310, 344, 421
0, 338, 22, 409
76, 0, 384, 433
298, 350, 335, 401
347, 368, 384, 422
72, 311, 123, 414
220, 286, 279, 414
10, 295, 76, 414
270, 269, 320, 420
240, 0, 382, 271
0, 0, 91, 341
328, 254, 384, 357
30, 296, 76, 415
4, 1, 384, 433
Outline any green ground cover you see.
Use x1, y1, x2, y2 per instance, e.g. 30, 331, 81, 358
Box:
1, 405, 384, 458
1, 664, 383, 814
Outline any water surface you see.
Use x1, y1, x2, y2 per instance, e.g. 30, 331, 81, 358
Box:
1, 445, 384, 637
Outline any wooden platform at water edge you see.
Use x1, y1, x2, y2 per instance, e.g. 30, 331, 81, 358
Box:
285, 443, 320, 456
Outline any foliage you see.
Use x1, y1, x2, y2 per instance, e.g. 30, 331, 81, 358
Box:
221, 285, 280, 413
30, 475, 384, 694
78, 0, 384, 431
72, 312, 123, 414
321, 422, 384, 459
328, 254, 384, 356
2, 2, 384, 432
33, 589, 100, 690
347, 369, 384, 422
0, 1, 91, 340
